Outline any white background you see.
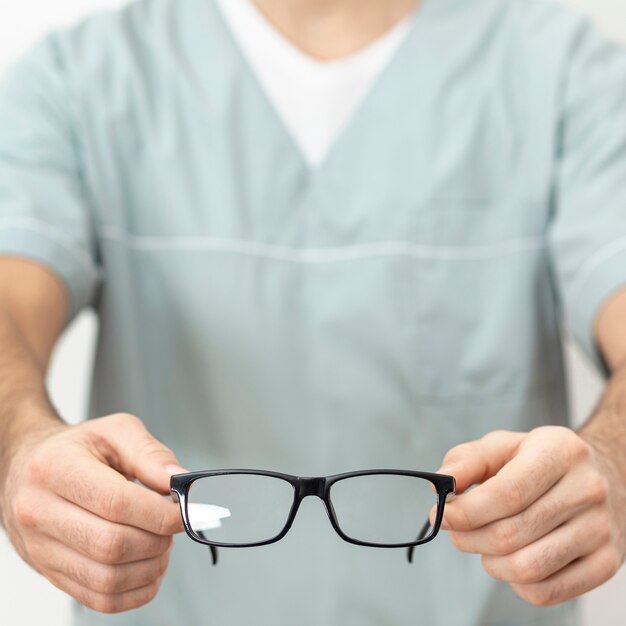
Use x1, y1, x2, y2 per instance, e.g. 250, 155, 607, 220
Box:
0, 1, 625, 624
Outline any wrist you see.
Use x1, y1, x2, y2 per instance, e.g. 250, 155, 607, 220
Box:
579, 414, 626, 481
0, 400, 66, 524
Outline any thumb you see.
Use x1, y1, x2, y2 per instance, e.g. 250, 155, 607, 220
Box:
93, 413, 189, 495
436, 430, 525, 494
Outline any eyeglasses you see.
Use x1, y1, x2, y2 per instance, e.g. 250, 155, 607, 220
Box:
170, 469, 456, 565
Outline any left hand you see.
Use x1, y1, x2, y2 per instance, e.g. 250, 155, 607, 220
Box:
430, 426, 626, 606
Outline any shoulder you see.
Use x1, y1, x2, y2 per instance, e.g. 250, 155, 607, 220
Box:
455, 0, 626, 102
508, 0, 626, 96
497, 0, 620, 63
57, 0, 179, 59
46, 0, 200, 89
424, 0, 616, 81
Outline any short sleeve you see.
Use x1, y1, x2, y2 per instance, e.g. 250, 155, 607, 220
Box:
548, 23, 626, 377
0, 33, 102, 321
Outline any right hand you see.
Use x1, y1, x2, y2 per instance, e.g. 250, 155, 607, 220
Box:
0, 412, 189, 614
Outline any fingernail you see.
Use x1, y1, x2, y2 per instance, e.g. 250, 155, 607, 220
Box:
165, 464, 188, 476
436, 465, 455, 476
440, 516, 451, 530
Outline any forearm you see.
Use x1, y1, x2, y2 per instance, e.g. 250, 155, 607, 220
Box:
577, 363, 626, 476
0, 305, 65, 522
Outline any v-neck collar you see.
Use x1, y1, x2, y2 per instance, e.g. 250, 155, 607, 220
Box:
196, 0, 444, 178
192, 0, 448, 188
214, 0, 419, 169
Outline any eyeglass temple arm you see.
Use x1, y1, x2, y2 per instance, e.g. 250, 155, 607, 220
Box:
198, 531, 219, 566
406, 518, 432, 563
406, 492, 456, 563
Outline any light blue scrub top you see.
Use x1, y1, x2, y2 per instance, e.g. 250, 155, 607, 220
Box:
1, 0, 626, 624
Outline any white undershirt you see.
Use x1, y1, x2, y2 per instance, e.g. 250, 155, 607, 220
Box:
215, 0, 415, 167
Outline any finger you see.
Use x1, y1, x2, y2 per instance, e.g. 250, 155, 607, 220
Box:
22, 489, 172, 564
480, 507, 607, 584
437, 431, 526, 494
510, 545, 622, 607
45, 567, 165, 614
33, 449, 184, 536
36, 534, 171, 595
449, 467, 595, 555
89, 413, 188, 495
442, 430, 570, 531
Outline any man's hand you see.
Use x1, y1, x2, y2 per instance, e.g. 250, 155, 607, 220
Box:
0, 412, 188, 614
430, 426, 626, 606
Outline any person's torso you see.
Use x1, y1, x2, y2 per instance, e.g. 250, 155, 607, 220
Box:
61, 0, 584, 623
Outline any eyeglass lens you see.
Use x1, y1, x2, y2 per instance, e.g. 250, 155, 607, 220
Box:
329, 474, 437, 544
187, 474, 295, 544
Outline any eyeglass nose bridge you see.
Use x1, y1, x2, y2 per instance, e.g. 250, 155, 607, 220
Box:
296, 476, 327, 500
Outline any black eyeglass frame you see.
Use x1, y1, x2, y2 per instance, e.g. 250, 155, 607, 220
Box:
170, 469, 456, 565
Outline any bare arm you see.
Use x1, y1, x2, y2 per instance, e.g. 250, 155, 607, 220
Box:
577, 286, 626, 476
0, 257, 69, 504
0, 257, 188, 614
0, 256, 68, 364
595, 287, 626, 371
